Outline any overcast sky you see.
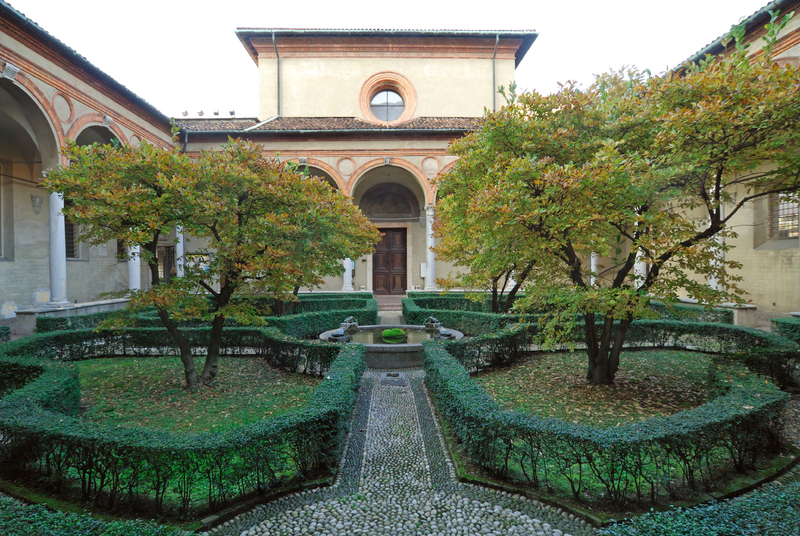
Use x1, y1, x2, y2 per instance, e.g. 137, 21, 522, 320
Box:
9, 0, 772, 119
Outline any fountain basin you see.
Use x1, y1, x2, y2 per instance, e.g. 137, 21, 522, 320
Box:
319, 324, 464, 369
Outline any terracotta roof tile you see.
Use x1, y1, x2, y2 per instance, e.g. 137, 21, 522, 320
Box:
177, 119, 259, 132
176, 117, 477, 133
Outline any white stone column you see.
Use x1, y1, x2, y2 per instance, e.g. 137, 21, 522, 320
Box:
48, 192, 69, 304
634, 250, 647, 289
424, 204, 436, 291
341, 258, 354, 292
175, 227, 185, 277
127, 246, 141, 291
590, 252, 599, 286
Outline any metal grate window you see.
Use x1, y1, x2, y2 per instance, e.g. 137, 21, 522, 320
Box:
770, 195, 799, 240
157, 246, 175, 283
65, 218, 78, 258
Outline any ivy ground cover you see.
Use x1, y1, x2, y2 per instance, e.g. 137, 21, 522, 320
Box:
474, 350, 710, 427
79, 357, 320, 432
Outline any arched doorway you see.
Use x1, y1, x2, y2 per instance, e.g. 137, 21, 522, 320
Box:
352, 166, 426, 294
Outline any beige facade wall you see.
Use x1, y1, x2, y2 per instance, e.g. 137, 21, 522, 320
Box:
0, 20, 172, 318
259, 56, 517, 120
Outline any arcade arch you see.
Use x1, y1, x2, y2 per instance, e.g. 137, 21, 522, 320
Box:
0, 78, 66, 312
348, 164, 434, 295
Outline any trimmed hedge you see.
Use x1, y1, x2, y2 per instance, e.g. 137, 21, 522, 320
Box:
424, 322, 792, 509
0, 328, 365, 517
772, 316, 800, 344
649, 300, 733, 324
265, 299, 377, 339
0, 494, 187, 536
443, 323, 532, 373
599, 479, 800, 536
0, 325, 9, 343
406, 293, 733, 323
35, 293, 376, 333
403, 298, 531, 335
404, 296, 735, 338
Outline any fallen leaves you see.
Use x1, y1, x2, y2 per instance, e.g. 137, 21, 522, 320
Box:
78, 356, 321, 432
474, 349, 710, 428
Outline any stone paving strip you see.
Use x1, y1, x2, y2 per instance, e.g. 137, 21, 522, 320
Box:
206, 370, 592, 536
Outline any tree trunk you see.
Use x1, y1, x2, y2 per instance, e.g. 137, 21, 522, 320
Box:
585, 313, 633, 385
201, 282, 234, 385
499, 261, 534, 313
491, 277, 500, 314
145, 244, 200, 389
201, 312, 225, 385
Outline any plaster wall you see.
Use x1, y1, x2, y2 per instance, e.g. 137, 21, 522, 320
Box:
0, 30, 172, 147
258, 56, 516, 120
723, 184, 800, 314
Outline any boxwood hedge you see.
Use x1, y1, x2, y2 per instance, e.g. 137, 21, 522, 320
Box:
599, 478, 800, 536
0, 494, 188, 536
35, 293, 377, 334
403, 295, 734, 337
0, 327, 365, 517
771, 316, 800, 345
423, 322, 791, 509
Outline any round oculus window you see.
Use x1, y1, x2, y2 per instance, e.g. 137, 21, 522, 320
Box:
370, 90, 405, 122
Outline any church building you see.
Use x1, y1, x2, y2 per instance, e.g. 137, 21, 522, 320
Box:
1, 0, 799, 330
176, 28, 536, 295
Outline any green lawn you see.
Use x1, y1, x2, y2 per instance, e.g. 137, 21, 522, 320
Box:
79, 356, 321, 432
474, 349, 710, 427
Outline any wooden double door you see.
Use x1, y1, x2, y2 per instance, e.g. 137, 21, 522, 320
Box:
373, 228, 407, 295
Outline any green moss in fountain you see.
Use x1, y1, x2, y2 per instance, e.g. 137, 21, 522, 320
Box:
381, 328, 407, 344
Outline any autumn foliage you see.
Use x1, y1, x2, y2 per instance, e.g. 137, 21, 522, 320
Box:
435, 11, 800, 384
45, 138, 379, 387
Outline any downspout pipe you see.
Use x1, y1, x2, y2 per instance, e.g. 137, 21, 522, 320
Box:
492, 33, 499, 111
272, 30, 281, 117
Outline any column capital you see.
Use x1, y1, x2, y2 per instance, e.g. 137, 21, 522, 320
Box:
425, 204, 435, 216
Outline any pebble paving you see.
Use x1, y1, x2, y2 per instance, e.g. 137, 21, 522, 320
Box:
205, 363, 593, 536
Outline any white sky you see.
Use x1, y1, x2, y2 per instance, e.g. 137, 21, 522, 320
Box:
8, 0, 771, 119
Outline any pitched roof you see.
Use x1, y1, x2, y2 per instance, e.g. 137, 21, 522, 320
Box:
235, 28, 538, 68
0, 0, 170, 130
681, 0, 798, 66
176, 116, 477, 134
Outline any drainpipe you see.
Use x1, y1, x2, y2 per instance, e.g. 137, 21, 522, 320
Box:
182, 130, 188, 153
492, 34, 499, 111
272, 30, 281, 117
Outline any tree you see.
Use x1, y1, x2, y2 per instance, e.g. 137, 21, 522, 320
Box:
435, 11, 800, 384
45, 137, 379, 387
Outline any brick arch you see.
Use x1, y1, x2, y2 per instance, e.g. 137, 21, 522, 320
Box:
284, 157, 346, 191
347, 158, 433, 204
51, 91, 75, 123
66, 113, 129, 145
8, 72, 65, 167
433, 160, 460, 205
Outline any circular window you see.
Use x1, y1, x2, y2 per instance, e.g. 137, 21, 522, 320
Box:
370, 90, 405, 122
359, 72, 417, 125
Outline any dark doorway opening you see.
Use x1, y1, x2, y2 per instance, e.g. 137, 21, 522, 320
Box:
373, 228, 406, 295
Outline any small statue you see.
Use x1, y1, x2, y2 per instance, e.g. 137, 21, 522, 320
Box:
341, 316, 359, 334
424, 316, 442, 332
328, 327, 350, 343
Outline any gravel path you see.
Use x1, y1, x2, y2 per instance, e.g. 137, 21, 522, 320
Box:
205, 370, 592, 536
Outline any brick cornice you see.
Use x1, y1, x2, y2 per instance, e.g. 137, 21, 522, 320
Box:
0, 42, 169, 148
0, 13, 170, 143
249, 35, 522, 62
